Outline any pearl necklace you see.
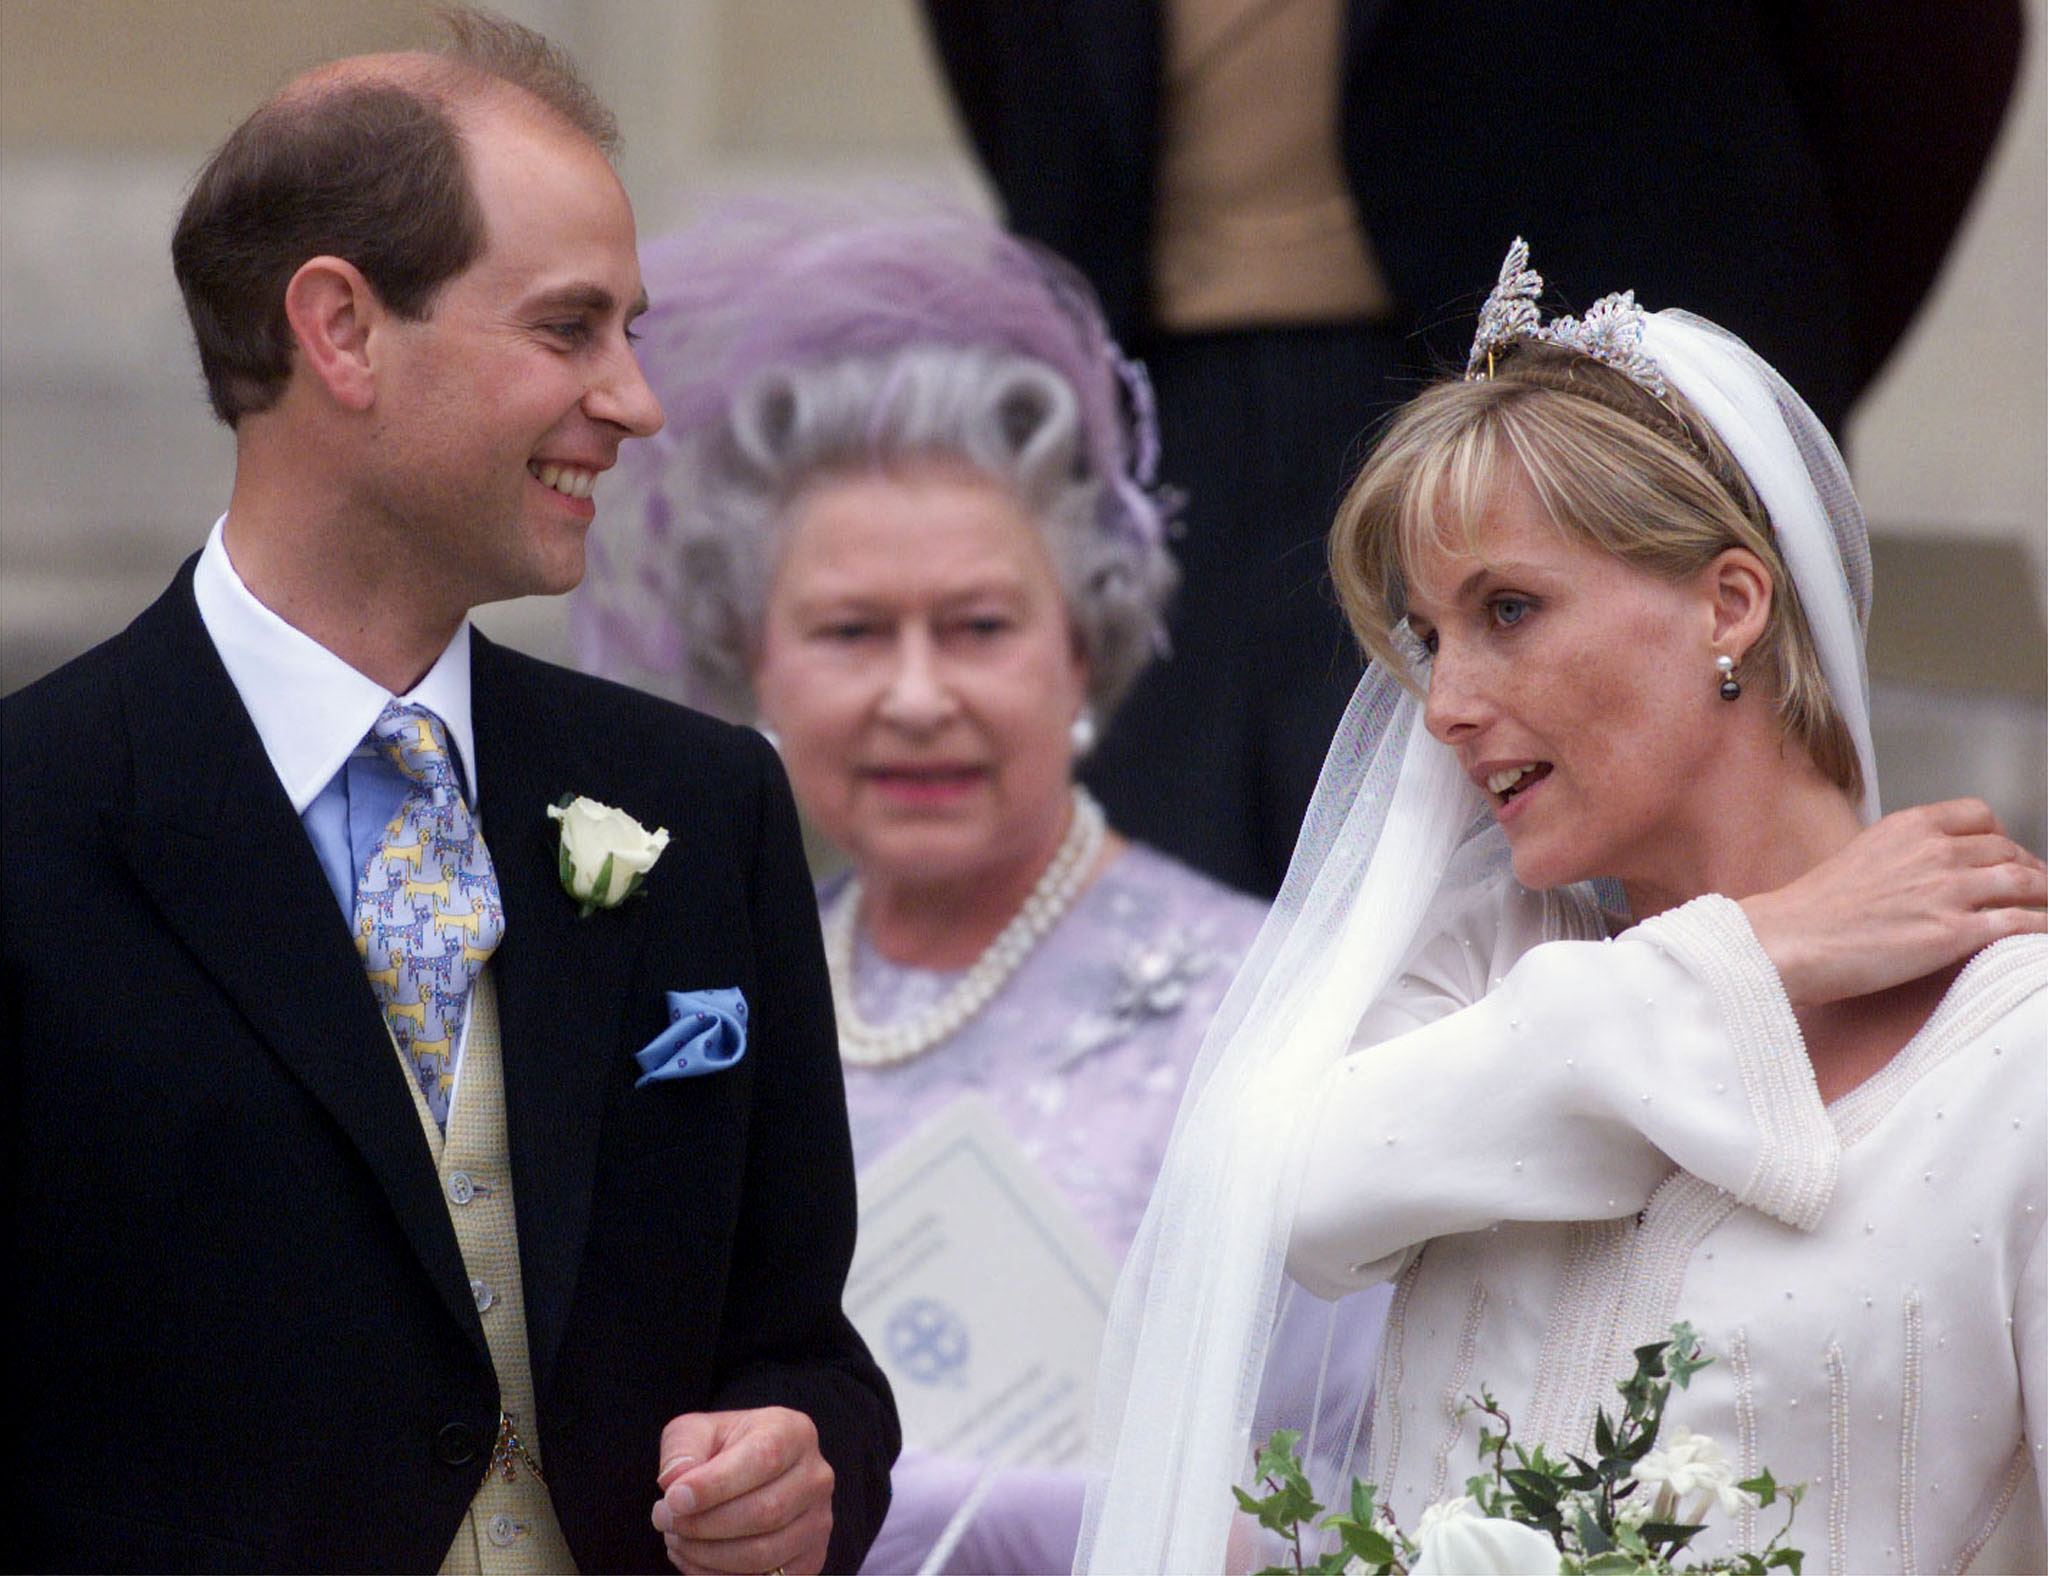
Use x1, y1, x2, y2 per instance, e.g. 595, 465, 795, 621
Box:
825, 786, 1108, 1067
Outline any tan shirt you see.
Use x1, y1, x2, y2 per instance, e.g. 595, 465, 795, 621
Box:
1151, 0, 1393, 330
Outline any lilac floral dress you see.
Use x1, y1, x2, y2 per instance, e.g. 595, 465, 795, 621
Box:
832, 842, 1266, 1573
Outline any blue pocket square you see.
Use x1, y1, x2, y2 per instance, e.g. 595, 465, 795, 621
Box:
635, 989, 748, 1086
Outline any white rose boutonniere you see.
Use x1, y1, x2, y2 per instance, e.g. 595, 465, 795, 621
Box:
547, 794, 670, 916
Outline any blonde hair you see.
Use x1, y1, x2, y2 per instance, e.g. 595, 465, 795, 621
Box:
1329, 344, 1861, 799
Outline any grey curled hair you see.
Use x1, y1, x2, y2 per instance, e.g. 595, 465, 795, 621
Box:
653, 342, 1176, 723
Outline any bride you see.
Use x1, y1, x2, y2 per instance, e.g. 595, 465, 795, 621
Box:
1078, 243, 2048, 1574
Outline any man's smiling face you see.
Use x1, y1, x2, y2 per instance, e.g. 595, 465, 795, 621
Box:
365, 96, 663, 611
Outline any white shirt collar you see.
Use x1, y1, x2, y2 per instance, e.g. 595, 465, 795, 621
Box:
192, 515, 479, 814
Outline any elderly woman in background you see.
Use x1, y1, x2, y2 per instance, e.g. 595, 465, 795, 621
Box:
577, 203, 1273, 1573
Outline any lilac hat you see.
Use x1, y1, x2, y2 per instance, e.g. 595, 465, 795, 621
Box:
575, 195, 1173, 707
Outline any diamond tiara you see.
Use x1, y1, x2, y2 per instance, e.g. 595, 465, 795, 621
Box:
1465, 237, 1667, 396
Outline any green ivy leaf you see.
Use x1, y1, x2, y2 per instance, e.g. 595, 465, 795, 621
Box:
1666, 1322, 1712, 1389
1254, 1431, 1305, 1484
1613, 1521, 1652, 1556
1640, 1519, 1707, 1557
1765, 1548, 1805, 1573
1505, 1467, 1563, 1508
1235, 1436, 1321, 1541
1333, 1520, 1396, 1568
1463, 1472, 1507, 1517
1738, 1470, 1780, 1508
1237, 1482, 1319, 1536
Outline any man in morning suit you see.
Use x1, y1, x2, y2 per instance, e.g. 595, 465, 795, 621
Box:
0, 12, 896, 1573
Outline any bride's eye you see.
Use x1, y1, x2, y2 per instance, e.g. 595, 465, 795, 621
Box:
1489, 596, 1533, 629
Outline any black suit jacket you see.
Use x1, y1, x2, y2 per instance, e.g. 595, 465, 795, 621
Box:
1, 563, 898, 1572
922, 0, 2023, 432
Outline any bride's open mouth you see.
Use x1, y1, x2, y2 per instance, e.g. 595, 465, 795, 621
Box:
1487, 762, 1553, 806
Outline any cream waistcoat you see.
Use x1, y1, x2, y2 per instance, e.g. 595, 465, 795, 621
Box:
392, 972, 577, 1575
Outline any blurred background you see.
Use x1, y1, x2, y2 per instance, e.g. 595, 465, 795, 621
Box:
3, 0, 2043, 845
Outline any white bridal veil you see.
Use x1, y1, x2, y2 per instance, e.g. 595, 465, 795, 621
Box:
1075, 304, 1880, 1573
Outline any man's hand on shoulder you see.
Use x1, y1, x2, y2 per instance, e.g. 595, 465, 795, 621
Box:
652, 1406, 835, 1575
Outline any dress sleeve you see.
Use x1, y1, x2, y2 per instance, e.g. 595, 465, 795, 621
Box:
1289, 892, 1838, 1299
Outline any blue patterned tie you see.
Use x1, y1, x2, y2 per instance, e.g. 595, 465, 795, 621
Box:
353, 703, 504, 1126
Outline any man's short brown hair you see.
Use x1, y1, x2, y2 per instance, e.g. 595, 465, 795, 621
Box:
171, 7, 619, 427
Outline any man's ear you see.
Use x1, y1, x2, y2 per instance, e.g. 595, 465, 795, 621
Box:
281, 256, 381, 412
1703, 546, 1773, 660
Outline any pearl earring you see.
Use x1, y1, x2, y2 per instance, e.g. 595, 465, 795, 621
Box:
1715, 654, 1741, 701
1070, 708, 1099, 756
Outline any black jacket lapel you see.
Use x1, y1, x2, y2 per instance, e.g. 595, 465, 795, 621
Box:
109, 564, 489, 1360
472, 634, 650, 1393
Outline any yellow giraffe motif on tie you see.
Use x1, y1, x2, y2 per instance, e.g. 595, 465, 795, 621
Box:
352, 703, 505, 1127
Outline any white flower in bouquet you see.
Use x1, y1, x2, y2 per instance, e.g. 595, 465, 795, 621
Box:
1631, 1424, 1761, 1521
1414, 1495, 1480, 1540
1236, 1327, 1801, 1575
1410, 1510, 1561, 1575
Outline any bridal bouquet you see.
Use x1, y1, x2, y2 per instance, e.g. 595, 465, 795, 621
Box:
1237, 1324, 1805, 1575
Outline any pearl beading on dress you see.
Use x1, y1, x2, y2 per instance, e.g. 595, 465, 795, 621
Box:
1952, 1445, 2030, 1575
1662, 897, 1836, 1231
826, 786, 1108, 1067
1426, 1282, 1490, 1504
1731, 1327, 1759, 1550
1826, 1343, 1850, 1573
1524, 1218, 1629, 1450
1899, 1291, 1924, 1574
1365, 1257, 1424, 1495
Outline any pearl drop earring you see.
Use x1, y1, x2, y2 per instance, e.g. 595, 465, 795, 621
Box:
1716, 654, 1741, 701
1070, 708, 1099, 756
